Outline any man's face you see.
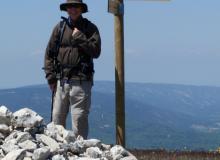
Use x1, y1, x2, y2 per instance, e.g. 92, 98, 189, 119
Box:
66, 5, 82, 21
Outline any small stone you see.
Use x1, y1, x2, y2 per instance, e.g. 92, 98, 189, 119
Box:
0, 149, 5, 158
76, 135, 84, 141
38, 134, 60, 152
2, 149, 26, 160
0, 132, 5, 140
52, 154, 66, 160
23, 157, 32, 160
55, 124, 66, 135
16, 131, 33, 143
0, 106, 12, 125
45, 123, 64, 142
18, 140, 37, 151
1, 139, 19, 154
24, 151, 33, 158
12, 108, 43, 128
102, 151, 113, 160
46, 122, 76, 144
69, 141, 84, 154
35, 134, 41, 141
7, 131, 33, 144
101, 143, 111, 151
0, 124, 10, 135
63, 129, 76, 144
32, 147, 50, 160
86, 147, 102, 158
110, 145, 129, 158
8, 126, 13, 132
39, 142, 46, 148
58, 143, 72, 154
82, 139, 102, 149
67, 155, 78, 160
114, 154, 124, 160
69, 139, 102, 155
4, 131, 17, 142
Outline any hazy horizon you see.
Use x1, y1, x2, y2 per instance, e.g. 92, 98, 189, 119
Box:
1, 80, 220, 90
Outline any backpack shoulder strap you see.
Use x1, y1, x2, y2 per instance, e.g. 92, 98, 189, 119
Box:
58, 17, 67, 45
54, 17, 67, 57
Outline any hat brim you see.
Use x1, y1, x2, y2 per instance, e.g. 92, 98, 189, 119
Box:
60, 2, 88, 13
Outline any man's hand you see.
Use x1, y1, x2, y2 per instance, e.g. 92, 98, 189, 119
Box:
72, 27, 80, 36
49, 83, 57, 92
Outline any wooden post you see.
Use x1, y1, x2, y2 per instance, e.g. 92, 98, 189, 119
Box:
114, 0, 125, 147
108, 0, 170, 148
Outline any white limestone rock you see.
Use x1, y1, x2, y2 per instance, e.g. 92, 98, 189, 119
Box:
52, 154, 66, 160
23, 157, 32, 160
24, 151, 33, 158
0, 124, 10, 135
2, 149, 26, 160
12, 108, 43, 128
0, 132, 5, 139
102, 150, 113, 160
16, 132, 33, 143
32, 147, 50, 160
76, 135, 84, 141
5, 131, 33, 144
45, 123, 64, 142
63, 129, 76, 144
4, 131, 17, 142
0, 107, 138, 160
110, 145, 129, 159
1, 139, 19, 154
86, 147, 102, 158
0, 106, 12, 125
101, 143, 112, 151
45, 122, 76, 143
67, 155, 78, 160
113, 154, 124, 160
82, 139, 102, 149
18, 140, 37, 151
69, 141, 84, 154
37, 134, 60, 152
0, 149, 5, 159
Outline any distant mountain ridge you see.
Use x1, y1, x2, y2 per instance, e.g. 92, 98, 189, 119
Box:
1, 81, 220, 150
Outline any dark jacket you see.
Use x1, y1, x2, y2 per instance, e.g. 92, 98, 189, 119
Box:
44, 16, 101, 84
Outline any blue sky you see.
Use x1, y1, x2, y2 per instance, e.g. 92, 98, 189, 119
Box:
0, 0, 220, 89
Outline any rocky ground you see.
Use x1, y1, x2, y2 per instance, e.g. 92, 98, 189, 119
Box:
0, 106, 137, 160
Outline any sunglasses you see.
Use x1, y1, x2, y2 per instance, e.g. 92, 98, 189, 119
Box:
66, 4, 81, 9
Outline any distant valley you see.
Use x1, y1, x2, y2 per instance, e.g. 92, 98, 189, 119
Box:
1, 81, 220, 150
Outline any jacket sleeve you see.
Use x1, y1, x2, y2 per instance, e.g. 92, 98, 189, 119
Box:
44, 23, 59, 85
71, 24, 101, 59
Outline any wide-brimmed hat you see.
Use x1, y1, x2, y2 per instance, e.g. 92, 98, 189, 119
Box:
60, 0, 88, 13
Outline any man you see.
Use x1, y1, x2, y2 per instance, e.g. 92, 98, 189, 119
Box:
44, 0, 101, 139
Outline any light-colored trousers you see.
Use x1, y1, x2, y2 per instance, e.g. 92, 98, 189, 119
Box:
52, 80, 92, 139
